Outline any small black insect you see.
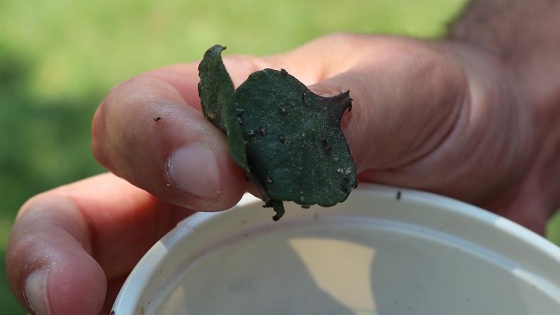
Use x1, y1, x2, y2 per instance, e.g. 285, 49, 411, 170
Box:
279, 134, 286, 143
322, 139, 332, 153
396, 190, 402, 200
153, 116, 161, 121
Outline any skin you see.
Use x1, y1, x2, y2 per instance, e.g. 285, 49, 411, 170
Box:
7, 2, 560, 313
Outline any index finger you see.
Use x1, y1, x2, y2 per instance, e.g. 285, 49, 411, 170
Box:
91, 57, 273, 211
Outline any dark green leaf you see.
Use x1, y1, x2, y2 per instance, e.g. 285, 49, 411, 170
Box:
198, 46, 357, 220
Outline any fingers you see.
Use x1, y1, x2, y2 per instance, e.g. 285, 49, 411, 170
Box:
93, 33, 527, 209
7, 173, 194, 314
92, 58, 270, 211
93, 35, 465, 211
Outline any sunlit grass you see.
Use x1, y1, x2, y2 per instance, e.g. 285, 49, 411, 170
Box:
547, 212, 560, 245
0, 0, 466, 99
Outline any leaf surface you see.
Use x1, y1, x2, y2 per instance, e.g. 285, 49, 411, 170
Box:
198, 45, 357, 220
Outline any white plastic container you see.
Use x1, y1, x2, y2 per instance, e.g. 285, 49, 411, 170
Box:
112, 184, 560, 315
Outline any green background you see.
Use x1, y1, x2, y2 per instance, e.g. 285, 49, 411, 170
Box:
1, 1, 559, 313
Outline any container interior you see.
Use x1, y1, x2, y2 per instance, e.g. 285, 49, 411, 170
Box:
112, 185, 560, 315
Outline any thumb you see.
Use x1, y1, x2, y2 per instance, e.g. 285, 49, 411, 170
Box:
307, 43, 466, 176
297, 35, 530, 209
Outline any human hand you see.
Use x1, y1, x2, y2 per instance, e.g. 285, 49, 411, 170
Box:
8, 33, 556, 314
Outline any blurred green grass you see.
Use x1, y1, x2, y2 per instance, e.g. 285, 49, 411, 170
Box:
1, 0, 558, 314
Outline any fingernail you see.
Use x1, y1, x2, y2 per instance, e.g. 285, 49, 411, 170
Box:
168, 142, 220, 200
25, 269, 50, 315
